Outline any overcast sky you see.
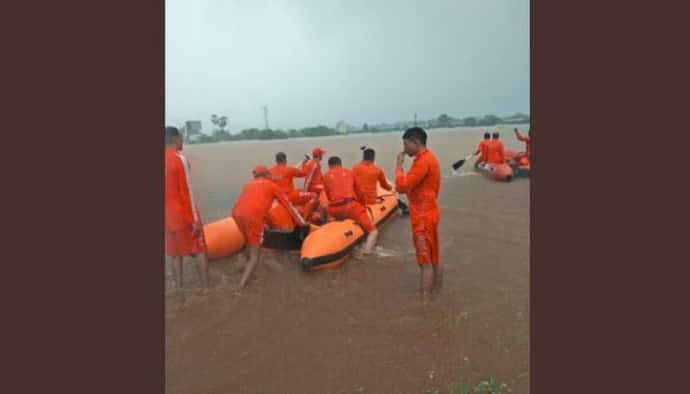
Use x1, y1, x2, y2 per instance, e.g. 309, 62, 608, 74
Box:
165, 0, 529, 132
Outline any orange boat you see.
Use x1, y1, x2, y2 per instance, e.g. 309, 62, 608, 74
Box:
300, 182, 399, 272
504, 149, 530, 178
203, 217, 245, 260
504, 149, 518, 160
476, 162, 514, 182
203, 181, 401, 262
203, 201, 311, 260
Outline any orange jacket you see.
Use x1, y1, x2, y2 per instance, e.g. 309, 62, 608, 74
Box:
323, 166, 359, 204
486, 140, 505, 164
395, 148, 441, 222
301, 159, 324, 191
232, 177, 306, 226
269, 164, 306, 195
476, 140, 490, 162
165, 148, 197, 231
515, 131, 531, 155
352, 161, 392, 205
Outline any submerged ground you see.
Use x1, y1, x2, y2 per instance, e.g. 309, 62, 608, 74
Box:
165, 127, 530, 393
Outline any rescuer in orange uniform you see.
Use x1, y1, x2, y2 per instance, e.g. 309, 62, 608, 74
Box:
485, 132, 506, 165
301, 147, 326, 194
232, 165, 307, 288
165, 126, 209, 288
352, 148, 392, 205
323, 156, 378, 259
395, 127, 441, 295
269, 152, 318, 225
473, 132, 491, 169
513, 128, 531, 162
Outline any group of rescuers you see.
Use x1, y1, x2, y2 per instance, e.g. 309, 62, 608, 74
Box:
473, 129, 531, 171
165, 126, 530, 295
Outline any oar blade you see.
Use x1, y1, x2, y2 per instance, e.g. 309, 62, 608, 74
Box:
452, 159, 466, 170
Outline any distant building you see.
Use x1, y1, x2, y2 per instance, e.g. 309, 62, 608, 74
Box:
336, 120, 351, 134
183, 120, 203, 140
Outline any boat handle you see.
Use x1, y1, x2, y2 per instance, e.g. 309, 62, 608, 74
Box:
344, 230, 353, 237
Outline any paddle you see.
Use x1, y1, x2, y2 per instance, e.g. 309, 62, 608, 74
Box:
451, 153, 475, 171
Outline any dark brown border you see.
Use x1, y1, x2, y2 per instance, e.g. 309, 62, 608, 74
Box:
532, 1, 689, 393
5, 1, 688, 393
4, 1, 164, 393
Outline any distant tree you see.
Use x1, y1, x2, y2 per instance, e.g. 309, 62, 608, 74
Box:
463, 117, 477, 127
218, 116, 228, 131
230, 128, 288, 141
210, 114, 229, 133
239, 128, 260, 140
437, 114, 451, 128
479, 114, 502, 126
198, 134, 218, 144
362, 123, 369, 132
214, 129, 232, 140
300, 125, 337, 137
257, 129, 281, 140
274, 129, 288, 139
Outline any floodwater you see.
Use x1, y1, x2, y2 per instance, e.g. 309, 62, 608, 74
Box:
165, 125, 530, 393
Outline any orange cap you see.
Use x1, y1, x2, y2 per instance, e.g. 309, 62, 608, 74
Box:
253, 165, 270, 177
312, 147, 325, 158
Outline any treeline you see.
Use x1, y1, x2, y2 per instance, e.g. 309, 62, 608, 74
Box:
354, 113, 530, 133
187, 113, 529, 144
191, 125, 339, 144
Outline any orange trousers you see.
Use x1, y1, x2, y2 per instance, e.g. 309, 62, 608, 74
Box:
411, 218, 439, 266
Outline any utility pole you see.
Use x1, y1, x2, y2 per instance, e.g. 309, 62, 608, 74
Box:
414, 113, 418, 126
263, 106, 269, 130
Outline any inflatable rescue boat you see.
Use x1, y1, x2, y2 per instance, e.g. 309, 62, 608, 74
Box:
203, 199, 314, 260
300, 183, 399, 271
476, 162, 514, 182
203, 217, 245, 260
203, 181, 400, 263
504, 149, 531, 178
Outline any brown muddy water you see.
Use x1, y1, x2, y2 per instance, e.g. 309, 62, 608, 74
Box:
165, 126, 530, 394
